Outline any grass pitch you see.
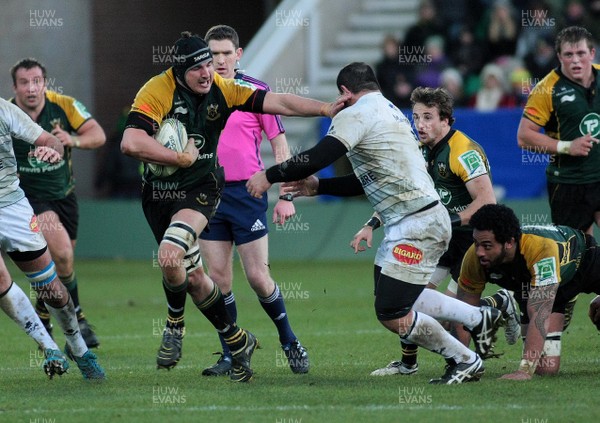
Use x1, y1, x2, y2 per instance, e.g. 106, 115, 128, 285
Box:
1, 259, 599, 423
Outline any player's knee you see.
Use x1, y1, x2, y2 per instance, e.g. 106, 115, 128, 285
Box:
376, 305, 413, 336
159, 221, 197, 269
183, 243, 202, 274
204, 265, 232, 288
187, 266, 208, 285
52, 248, 73, 273
246, 270, 273, 296
157, 243, 185, 269
376, 306, 411, 321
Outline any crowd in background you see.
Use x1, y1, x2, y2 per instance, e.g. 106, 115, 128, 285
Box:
375, 0, 600, 110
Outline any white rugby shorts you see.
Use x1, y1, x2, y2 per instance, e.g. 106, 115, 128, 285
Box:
0, 197, 47, 253
375, 202, 451, 285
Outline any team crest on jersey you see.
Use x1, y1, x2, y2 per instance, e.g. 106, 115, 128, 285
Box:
30, 215, 40, 233
392, 244, 423, 265
437, 162, 447, 177
206, 104, 220, 121
579, 113, 600, 137
49, 118, 62, 129
195, 193, 208, 206
458, 150, 486, 179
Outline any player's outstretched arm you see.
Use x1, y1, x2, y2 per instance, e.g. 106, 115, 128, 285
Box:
262, 91, 350, 118
282, 175, 319, 198
247, 136, 348, 198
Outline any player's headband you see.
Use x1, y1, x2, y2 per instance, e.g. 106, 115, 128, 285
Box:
173, 35, 213, 82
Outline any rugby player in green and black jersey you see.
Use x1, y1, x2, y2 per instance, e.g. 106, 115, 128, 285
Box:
457, 204, 600, 379
120, 31, 348, 382
10, 58, 106, 350
517, 26, 600, 335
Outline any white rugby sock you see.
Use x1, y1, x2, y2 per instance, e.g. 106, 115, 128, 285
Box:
404, 311, 477, 364
0, 282, 58, 350
413, 289, 482, 329
46, 297, 87, 357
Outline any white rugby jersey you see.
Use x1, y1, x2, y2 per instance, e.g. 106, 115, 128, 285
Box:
0, 98, 43, 208
327, 92, 439, 224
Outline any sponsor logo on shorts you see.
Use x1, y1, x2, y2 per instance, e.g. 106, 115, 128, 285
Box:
392, 244, 423, 265
251, 219, 266, 232
30, 215, 40, 232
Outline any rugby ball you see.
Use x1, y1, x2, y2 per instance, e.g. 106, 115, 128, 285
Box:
148, 118, 188, 177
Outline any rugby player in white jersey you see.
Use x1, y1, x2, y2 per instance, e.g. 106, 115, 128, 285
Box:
0, 98, 104, 379
247, 62, 504, 384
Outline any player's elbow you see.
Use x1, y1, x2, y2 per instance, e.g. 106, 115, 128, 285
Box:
516, 126, 534, 148
517, 135, 529, 149
95, 132, 107, 148
120, 136, 137, 156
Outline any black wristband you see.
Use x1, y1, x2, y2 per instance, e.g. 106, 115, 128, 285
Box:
279, 193, 293, 202
365, 216, 381, 230
449, 213, 461, 227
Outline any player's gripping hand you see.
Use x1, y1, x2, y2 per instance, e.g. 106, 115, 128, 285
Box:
247, 170, 271, 199
176, 138, 199, 168
29, 146, 62, 164
51, 123, 76, 147
588, 295, 600, 330
281, 175, 319, 198
320, 86, 352, 118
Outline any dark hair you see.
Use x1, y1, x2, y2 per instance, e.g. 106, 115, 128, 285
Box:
205, 24, 240, 49
10, 58, 46, 85
555, 26, 594, 54
336, 62, 380, 94
469, 204, 521, 244
410, 86, 455, 126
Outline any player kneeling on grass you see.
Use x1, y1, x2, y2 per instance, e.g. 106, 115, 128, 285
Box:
456, 203, 600, 380
0, 98, 104, 380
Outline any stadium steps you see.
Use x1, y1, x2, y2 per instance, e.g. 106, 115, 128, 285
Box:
259, 0, 419, 177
